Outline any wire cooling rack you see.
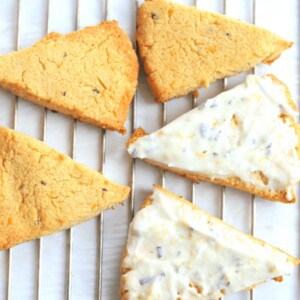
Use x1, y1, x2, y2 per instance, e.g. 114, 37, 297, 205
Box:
0, 0, 299, 299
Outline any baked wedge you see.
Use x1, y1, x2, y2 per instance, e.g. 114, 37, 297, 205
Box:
137, 0, 293, 102
0, 126, 130, 250
121, 186, 299, 299
127, 75, 300, 203
0, 21, 138, 133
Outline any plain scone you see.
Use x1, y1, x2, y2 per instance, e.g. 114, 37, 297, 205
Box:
137, 0, 293, 102
120, 186, 300, 299
0, 126, 130, 250
0, 21, 138, 133
127, 75, 300, 203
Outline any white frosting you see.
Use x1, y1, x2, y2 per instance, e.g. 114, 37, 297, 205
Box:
128, 75, 300, 201
122, 187, 296, 299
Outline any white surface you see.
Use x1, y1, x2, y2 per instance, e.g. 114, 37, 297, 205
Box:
0, 0, 299, 299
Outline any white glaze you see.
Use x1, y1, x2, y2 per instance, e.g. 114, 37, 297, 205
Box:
128, 75, 300, 200
122, 187, 296, 299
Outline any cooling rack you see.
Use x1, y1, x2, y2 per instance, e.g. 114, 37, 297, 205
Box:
0, 0, 299, 299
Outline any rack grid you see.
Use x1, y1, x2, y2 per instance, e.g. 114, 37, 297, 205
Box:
0, 0, 299, 299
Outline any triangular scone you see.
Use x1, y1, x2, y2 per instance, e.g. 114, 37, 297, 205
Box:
0, 126, 130, 250
137, 0, 293, 102
127, 75, 300, 203
0, 21, 138, 133
121, 186, 299, 299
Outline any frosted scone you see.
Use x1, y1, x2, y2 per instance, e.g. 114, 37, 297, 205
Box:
0, 126, 130, 250
137, 0, 293, 102
127, 75, 300, 203
120, 186, 300, 299
0, 21, 138, 133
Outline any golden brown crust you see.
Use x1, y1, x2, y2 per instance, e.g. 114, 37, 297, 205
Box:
120, 186, 300, 298
140, 159, 295, 203
125, 127, 148, 148
137, 0, 293, 102
126, 75, 299, 203
0, 21, 138, 133
0, 126, 130, 250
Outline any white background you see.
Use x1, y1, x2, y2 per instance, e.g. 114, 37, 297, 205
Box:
0, 0, 299, 299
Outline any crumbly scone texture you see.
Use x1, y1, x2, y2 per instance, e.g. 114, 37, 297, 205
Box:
0, 126, 130, 250
137, 0, 293, 102
126, 75, 300, 203
0, 21, 138, 133
120, 186, 300, 299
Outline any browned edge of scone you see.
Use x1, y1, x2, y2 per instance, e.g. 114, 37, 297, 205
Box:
125, 75, 300, 203
136, 0, 293, 103
1, 188, 131, 251
0, 80, 128, 133
120, 185, 300, 298
0, 21, 138, 134
2, 191, 130, 251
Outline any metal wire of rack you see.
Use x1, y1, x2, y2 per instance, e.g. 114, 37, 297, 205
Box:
250, 1, 256, 299
1, 0, 298, 299
6, 0, 21, 298
220, 0, 227, 223
129, 0, 139, 222
37, 0, 51, 297
2, 0, 264, 299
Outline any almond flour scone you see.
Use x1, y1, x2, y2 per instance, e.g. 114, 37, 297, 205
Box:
137, 0, 293, 102
120, 186, 300, 299
0, 21, 138, 133
127, 75, 300, 203
0, 126, 130, 250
